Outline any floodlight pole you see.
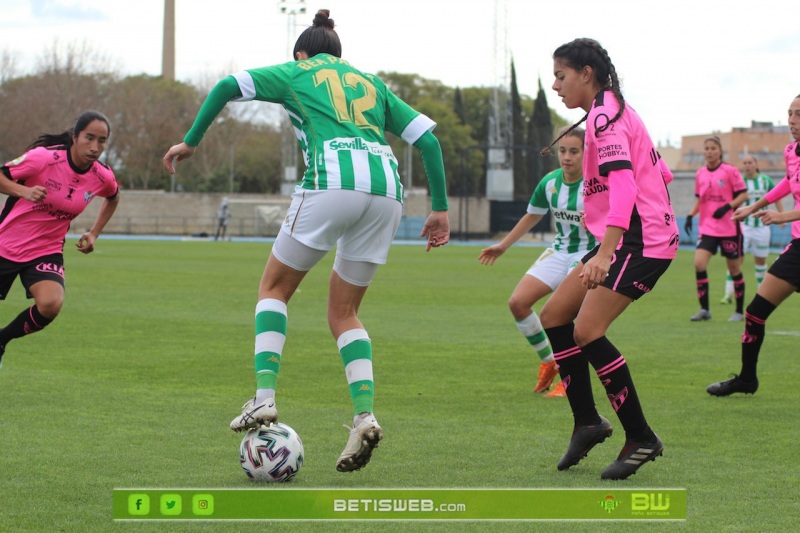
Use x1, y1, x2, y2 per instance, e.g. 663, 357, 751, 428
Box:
277, 0, 307, 195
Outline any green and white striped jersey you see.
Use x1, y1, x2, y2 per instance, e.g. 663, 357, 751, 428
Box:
528, 168, 596, 253
741, 173, 776, 228
231, 54, 435, 203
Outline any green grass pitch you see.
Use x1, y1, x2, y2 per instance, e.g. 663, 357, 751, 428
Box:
1, 239, 798, 532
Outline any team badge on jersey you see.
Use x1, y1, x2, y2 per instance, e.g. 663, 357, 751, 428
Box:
8, 154, 26, 166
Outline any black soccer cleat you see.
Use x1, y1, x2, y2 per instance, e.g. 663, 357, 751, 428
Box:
600, 434, 663, 480
707, 374, 758, 396
557, 415, 613, 471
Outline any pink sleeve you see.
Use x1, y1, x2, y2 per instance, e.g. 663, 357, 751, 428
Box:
764, 177, 791, 204
4, 148, 46, 180
659, 158, 673, 185
606, 168, 637, 230
731, 167, 746, 193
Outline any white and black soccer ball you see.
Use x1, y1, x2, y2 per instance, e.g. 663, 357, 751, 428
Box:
239, 423, 304, 482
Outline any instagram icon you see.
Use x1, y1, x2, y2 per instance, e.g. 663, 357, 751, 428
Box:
192, 494, 214, 516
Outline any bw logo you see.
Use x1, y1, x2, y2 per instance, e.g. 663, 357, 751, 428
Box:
631, 493, 670, 511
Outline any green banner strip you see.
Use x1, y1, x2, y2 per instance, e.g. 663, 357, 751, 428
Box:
113, 488, 686, 521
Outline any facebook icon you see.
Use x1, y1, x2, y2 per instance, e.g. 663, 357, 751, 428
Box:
128, 494, 150, 515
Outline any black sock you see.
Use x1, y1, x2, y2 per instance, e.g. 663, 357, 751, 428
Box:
732, 273, 745, 314
582, 336, 653, 442
0, 305, 54, 346
740, 294, 777, 382
696, 270, 709, 310
544, 323, 599, 426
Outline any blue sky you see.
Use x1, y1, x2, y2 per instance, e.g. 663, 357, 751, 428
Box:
1, 0, 797, 147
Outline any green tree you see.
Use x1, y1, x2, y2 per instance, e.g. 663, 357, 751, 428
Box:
510, 60, 529, 200
527, 77, 557, 187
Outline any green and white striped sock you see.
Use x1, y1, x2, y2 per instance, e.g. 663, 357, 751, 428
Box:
338, 329, 374, 417
516, 312, 554, 363
755, 264, 767, 287
254, 298, 287, 404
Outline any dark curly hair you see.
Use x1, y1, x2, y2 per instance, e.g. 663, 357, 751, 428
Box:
541, 38, 623, 156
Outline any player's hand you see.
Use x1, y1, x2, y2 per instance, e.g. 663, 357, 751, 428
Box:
23, 185, 47, 203
580, 253, 610, 290
683, 215, 693, 236
732, 205, 755, 222
421, 211, 450, 252
76, 232, 97, 254
163, 142, 195, 174
478, 245, 505, 265
754, 210, 781, 226
712, 204, 732, 219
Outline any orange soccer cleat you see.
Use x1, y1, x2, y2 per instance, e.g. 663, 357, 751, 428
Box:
534, 360, 559, 393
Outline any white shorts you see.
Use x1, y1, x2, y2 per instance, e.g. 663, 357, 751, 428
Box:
525, 247, 587, 291
743, 226, 771, 259
271, 188, 402, 286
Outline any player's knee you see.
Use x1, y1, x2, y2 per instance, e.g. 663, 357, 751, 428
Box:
507, 296, 528, 319
572, 324, 602, 348
36, 298, 63, 319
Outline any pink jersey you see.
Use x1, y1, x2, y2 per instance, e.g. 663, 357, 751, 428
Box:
764, 141, 800, 240
694, 162, 746, 237
582, 90, 678, 259
1, 146, 118, 262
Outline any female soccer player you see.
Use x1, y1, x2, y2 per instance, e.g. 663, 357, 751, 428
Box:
539, 38, 678, 480
479, 127, 593, 398
0, 110, 120, 369
684, 136, 748, 322
707, 94, 800, 397
162, 10, 449, 473
719, 155, 783, 302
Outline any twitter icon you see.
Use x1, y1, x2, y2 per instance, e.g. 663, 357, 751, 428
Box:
160, 494, 182, 516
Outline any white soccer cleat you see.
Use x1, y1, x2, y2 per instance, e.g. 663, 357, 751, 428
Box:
689, 309, 711, 321
230, 397, 278, 432
336, 415, 383, 472
727, 312, 745, 322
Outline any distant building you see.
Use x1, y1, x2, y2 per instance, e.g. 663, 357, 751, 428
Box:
674, 121, 792, 178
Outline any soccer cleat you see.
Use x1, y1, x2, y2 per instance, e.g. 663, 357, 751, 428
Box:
534, 360, 559, 393
230, 397, 278, 432
545, 380, 566, 398
719, 294, 733, 304
557, 415, 613, 471
707, 374, 759, 396
727, 312, 744, 322
600, 434, 664, 480
689, 309, 712, 321
336, 415, 383, 472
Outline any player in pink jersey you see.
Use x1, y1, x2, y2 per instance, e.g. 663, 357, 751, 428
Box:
0, 111, 120, 370
684, 136, 748, 322
707, 94, 800, 396
538, 38, 678, 480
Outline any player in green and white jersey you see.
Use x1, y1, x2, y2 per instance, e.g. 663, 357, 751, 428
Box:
479, 128, 594, 398
720, 155, 783, 302
163, 10, 450, 473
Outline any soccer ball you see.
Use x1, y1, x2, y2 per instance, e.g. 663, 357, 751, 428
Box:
239, 423, 304, 482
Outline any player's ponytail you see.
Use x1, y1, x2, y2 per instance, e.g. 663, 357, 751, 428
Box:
25, 110, 111, 152
541, 38, 624, 155
293, 9, 342, 59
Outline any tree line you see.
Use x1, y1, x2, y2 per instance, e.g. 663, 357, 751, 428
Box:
0, 44, 566, 200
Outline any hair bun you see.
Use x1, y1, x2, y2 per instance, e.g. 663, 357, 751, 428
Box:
313, 9, 334, 28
